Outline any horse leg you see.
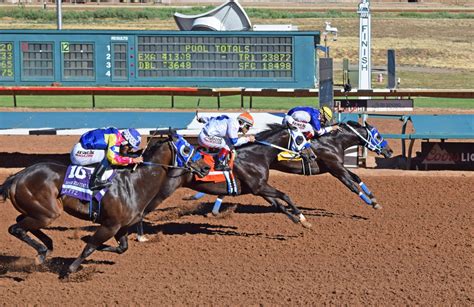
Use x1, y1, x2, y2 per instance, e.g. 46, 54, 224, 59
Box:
347, 170, 381, 209
68, 224, 120, 274
97, 227, 129, 254
16, 214, 54, 252
263, 196, 300, 224
135, 215, 149, 243
329, 166, 377, 209
183, 191, 206, 201
254, 183, 311, 228
211, 195, 225, 216
9, 215, 56, 265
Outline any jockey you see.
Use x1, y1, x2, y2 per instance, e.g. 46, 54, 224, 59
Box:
197, 112, 256, 171
283, 105, 340, 140
70, 127, 144, 190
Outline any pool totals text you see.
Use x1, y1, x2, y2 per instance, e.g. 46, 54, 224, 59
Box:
137, 36, 293, 78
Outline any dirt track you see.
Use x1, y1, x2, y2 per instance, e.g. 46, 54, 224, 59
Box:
0, 166, 472, 305
0, 111, 473, 305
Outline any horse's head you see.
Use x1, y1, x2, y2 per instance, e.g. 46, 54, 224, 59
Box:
145, 134, 210, 178
344, 121, 393, 158
170, 134, 210, 178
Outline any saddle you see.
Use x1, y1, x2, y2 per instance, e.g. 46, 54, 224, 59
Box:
195, 151, 238, 195
60, 165, 116, 222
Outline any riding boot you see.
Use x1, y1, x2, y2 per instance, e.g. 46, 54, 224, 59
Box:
215, 149, 231, 171
215, 159, 231, 171
89, 161, 111, 190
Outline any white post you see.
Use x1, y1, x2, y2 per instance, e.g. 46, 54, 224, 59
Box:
56, 0, 62, 30
357, 0, 371, 90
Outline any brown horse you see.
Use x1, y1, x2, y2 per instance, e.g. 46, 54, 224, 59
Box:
0, 134, 210, 276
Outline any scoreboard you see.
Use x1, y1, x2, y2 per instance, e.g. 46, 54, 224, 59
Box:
0, 29, 320, 88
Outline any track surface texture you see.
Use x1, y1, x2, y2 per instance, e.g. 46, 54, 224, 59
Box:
0, 122, 473, 305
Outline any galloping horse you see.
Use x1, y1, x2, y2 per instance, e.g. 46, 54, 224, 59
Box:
139, 123, 313, 232
183, 120, 393, 216
0, 134, 210, 275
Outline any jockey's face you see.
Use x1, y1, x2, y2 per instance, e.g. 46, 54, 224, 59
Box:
320, 114, 327, 125
239, 124, 250, 134
120, 143, 133, 154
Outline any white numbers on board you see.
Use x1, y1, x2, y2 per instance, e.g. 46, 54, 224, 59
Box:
105, 44, 111, 77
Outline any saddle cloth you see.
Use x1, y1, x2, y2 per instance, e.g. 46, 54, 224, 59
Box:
61, 165, 115, 202
195, 152, 238, 195
278, 151, 302, 161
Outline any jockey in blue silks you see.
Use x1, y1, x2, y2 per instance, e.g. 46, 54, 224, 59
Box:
283, 106, 340, 140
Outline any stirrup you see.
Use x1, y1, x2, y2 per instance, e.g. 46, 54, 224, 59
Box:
89, 180, 112, 191
215, 162, 230, 171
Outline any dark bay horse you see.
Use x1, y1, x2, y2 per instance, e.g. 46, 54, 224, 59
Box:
0, 134, 210, 275
185, 120, 393, 216
138, 124, 312, 234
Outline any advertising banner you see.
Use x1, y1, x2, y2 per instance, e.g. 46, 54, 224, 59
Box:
420, 142, 474, 170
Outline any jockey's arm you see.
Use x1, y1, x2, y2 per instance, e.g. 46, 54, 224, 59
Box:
105, 134, 135, 166
197, 116, 210, 124
227, 121, 252, 147
315, 125, 339, 136
231, 136, 253, 147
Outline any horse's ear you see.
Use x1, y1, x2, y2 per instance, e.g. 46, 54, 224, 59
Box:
346, 120, 360, 127
364, 121, 373, 129
170, 134, 178, 142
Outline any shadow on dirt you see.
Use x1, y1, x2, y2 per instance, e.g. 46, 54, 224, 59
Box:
0, 253, 113, 280
46, 225, 98, 232
185, 202, 369, 221
296, 206, 369, 220
141, 221, 298, 241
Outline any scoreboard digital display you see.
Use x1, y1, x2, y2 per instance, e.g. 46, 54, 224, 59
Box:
0, 42, 14, 80
137, 36, 293, 78
0, 30, 320, 88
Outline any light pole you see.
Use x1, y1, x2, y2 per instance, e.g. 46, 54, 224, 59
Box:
322, 21, 338, 58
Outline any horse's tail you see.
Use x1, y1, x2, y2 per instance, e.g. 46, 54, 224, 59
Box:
0, 173, 18, 201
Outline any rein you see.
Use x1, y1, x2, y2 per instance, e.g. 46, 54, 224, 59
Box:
344, 123, 381, 152
256, 140, 300, 155
140, 140, 194, 171
142, 161, 190, 170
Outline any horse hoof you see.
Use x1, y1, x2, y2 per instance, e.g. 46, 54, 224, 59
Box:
373, 203, 382, 210
35, 249, 50, 265
301, 220, 312, 228
35, 254, 46, 265
137, 235, 150, 243
68, 264, 79, 274
298, 214, 312, 228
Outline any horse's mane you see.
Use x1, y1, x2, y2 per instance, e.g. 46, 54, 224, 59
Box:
142, 138, 169, 160
342, 120, 364, 128
255, 123, 287, 141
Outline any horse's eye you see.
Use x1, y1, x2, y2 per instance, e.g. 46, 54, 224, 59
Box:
181, 146, 191, 156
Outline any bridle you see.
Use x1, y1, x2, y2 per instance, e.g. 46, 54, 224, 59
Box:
344, 123, 386, 154
142, 138, 205, 177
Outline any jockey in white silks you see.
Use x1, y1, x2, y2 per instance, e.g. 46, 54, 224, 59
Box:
197, 112, 255, 171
